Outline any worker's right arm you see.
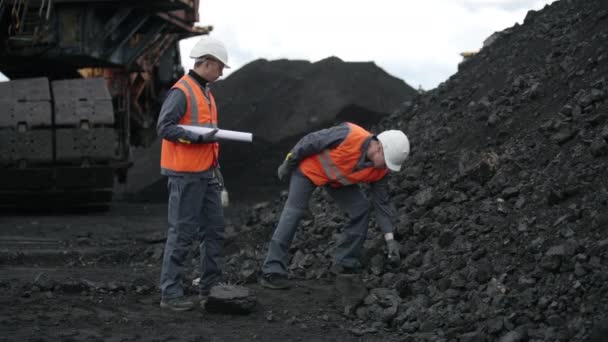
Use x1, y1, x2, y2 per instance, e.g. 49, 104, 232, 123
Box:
156, 89, 201, 144
369, 176, 397, 234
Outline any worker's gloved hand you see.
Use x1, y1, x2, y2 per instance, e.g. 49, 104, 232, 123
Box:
277, 153, 297, 182
386, 239, 401, 266
197, 128, 219, 143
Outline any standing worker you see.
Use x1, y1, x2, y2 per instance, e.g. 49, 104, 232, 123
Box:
260, 122, 410, 289
157, 36, 229, 311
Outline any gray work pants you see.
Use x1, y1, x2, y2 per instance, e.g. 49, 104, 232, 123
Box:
262, 170, 371, 275
160, 176, 225, 299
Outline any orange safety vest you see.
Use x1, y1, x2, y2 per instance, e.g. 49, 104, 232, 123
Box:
299, 122, 388, 187
160, 74, 219, 172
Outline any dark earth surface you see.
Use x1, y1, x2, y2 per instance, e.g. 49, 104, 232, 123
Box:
0, 202, 400, 342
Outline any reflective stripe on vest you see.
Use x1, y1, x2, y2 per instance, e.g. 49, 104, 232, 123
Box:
318, 150, 352, 186
179, 78, 199, 123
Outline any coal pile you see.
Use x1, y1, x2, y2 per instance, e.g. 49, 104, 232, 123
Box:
220, 0, 608, 340
214, 56, 417, 203
213, 56, 417, 143
118, 57, 416, 203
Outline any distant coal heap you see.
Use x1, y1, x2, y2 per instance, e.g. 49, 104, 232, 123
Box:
229, 0, 608, 339
214, 56, 417, 143
213, 56, 417, 202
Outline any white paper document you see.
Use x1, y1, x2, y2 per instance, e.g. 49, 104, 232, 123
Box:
178, 124, 253, 143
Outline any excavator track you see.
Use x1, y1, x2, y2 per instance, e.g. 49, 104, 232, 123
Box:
0, 77, 126, 208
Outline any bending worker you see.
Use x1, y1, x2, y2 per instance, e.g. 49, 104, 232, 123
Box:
260, 122, 410, 289
157, 36, 229, 311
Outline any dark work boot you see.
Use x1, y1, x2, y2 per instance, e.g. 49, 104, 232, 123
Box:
260, 273, 290, 290
160, 296, 195, 311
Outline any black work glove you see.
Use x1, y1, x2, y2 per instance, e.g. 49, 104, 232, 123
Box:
386, 239, 401, 266
197, 128, 219, 143
277, 153, 297, 182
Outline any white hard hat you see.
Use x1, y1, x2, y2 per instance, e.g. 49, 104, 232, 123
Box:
377, 130, 410, 172
190, 36, 230, 68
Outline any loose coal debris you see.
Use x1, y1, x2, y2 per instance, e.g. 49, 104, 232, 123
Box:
219, 0, 608, 340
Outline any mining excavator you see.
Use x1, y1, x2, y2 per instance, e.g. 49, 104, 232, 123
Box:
0, 0, 209, 207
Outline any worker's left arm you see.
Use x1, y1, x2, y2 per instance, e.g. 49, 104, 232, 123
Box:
156, 89, 205, 144
369, 176, 397, 234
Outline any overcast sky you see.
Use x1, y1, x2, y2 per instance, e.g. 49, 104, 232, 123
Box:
1, 0, 556, 89
179, 0, 557, 90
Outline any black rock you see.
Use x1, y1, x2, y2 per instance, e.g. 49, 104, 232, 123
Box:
204, 284, 256, 315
